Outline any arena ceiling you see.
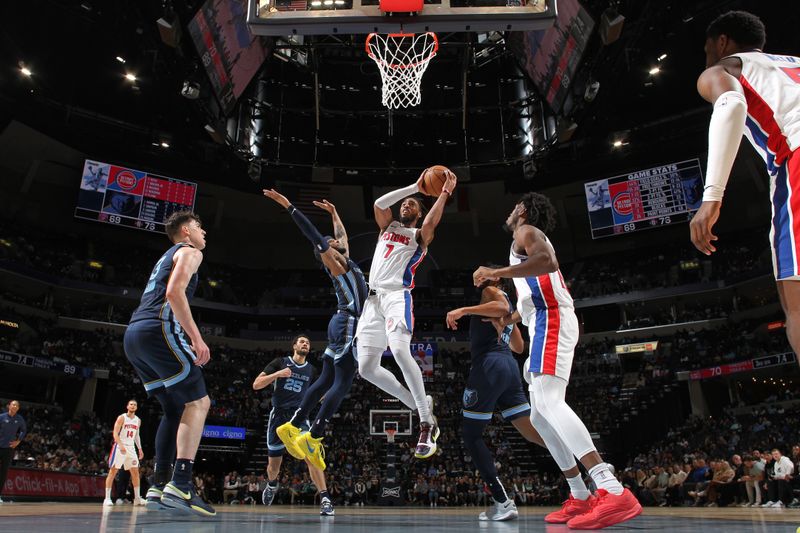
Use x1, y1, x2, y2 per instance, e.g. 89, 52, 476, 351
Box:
0, 0, 796, 190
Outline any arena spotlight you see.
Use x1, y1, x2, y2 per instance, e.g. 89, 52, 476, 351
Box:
612, 140, 623, 148
649, 67, 660, 75
116, 56, 126, 63
20, 66, 32, 77
125, 73, 137, 82
657, 53, 667, 61
311, 0, 322, 4
160, 141, 170, 148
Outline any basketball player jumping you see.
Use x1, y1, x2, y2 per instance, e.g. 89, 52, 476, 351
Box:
103, 400, 144, 506
356, 169, 457, 458
690, 11, 800, 359
473, 192, 641, 529
252, 335, 334, 516
446, 275, 546, 521
261, 189, 368, 476
123, 211, 215, 516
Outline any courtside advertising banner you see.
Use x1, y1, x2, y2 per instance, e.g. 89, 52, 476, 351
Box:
4, 468, 105, 498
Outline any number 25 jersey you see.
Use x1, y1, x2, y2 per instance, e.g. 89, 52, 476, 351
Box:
261, 356, 317, 410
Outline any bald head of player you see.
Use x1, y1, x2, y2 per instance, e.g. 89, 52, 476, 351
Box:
704, 11, 766, 68
504, 192, 557, 234
398, 196, 427, 228
165, 211, 206, 251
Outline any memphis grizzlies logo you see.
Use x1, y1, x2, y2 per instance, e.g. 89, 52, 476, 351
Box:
463, 388, 478, 408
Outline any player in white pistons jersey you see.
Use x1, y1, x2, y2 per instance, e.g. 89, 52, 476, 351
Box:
103, 400, 145, 506
474, 193, 641, 530
356, 169, 457, 459
690, 11, 800, 361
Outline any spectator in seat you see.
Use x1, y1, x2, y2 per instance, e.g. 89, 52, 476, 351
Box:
663, 463, 689, 507
703, 459, 735, 507
739, 455, 764, 507
763, 448, 794, 508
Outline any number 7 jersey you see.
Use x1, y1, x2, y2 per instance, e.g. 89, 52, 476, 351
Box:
368, 221, 426, 291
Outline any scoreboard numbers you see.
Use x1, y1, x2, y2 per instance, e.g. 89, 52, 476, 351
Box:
584, 159, 704, 239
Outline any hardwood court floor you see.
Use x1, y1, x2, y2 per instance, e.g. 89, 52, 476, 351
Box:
1, 502, 799, 532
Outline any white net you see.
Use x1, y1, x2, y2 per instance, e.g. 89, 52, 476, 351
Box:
365, 32, 438, 109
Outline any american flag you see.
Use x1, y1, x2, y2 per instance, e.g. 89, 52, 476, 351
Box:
274, 0, 307, 11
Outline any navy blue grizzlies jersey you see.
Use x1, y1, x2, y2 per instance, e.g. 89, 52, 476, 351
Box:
325, 258, 369, 316
130, 243, 199, 324
469, 290, 515, 358
262, 356, 317, 410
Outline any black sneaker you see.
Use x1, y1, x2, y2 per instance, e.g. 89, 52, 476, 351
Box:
320, 497, 335, 516
262, 483, 278, 506
145, 485, 170, 511
160, 482, 216, 517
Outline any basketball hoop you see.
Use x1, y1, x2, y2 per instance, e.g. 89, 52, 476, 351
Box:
385, 428, 397, 443
366, 32, 438, 109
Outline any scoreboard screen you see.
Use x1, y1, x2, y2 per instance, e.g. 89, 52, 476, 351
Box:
74, 160, 197, 233
584, 159, 704, 239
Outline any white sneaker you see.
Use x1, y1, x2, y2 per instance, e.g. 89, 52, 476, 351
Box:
133, 499, 146, 506
116, 498, 125, 505
103, 499, 114, 507
479, 499, 519, 521
772, 501, 784, 508
761, 501, 775, 508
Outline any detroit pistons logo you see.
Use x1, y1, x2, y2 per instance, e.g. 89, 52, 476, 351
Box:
612, 192, 632, 215
116, 170, 138, 190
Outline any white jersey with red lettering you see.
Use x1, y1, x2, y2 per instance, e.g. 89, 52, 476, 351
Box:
367, 220, 426, 291
727, 52, 800, 280
509, 236, 578, 382
107, 413, 141, 470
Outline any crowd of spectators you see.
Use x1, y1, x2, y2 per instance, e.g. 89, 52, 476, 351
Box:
624, 405, 800, 508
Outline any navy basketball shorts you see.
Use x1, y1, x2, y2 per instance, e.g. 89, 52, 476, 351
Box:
463, 352, 531, 422
324, 310, 357, 361
123, 318, 207, 404
267, 407, 310, 458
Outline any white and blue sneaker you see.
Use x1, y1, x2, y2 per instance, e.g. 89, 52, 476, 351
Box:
320, 497, 335, 516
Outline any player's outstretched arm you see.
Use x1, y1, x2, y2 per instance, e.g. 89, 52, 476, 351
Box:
263, 189, 348, 276
166, 247, 209, 366
373, 173, 427, 231
690, 63, 747, 256
472, 226, 557, 286
313, 199, 350, 257
445, 286, 510, 330
418, 171, 457, 247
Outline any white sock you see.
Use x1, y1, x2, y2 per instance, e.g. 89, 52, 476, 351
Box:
566, 474, 591, 501
588, 463, 624, 495
357, 346, 417, 410
388, 337, 432, 424
134, 486, 140, 499
105, 488, 111, 499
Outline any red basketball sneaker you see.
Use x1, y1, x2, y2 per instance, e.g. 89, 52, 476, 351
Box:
566, 489, 642, 530
545, 495, 595, 523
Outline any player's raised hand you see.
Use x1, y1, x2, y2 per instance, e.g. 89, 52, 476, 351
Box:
446, 308, 466, 330
690, 201, 721, 255
276, 367, 293, 379
442, 170, 457, 195
191, 337, 211, 366
472, 266, 499, 287
416, 168, 429, 196
262, 188, 291, 209
313, 199, 337, 215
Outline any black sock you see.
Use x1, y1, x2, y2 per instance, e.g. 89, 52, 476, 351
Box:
172, 458, 193, 490
320, 490, 331, 501
310, 356, 357, 439
154, 461, 172, 486
268, 479, 278, 488
462, 418, 509, 503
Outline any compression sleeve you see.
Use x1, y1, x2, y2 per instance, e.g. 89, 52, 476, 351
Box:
288, 204, 330, 252
374, 183, 419, 209
263, 358, 282, 376
703, 90, 748, 202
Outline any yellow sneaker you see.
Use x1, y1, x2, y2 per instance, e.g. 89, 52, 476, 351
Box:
297, 432, 326, 471
276, 422, 306, 460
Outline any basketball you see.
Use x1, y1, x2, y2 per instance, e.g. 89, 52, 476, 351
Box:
422, 165, 451, 197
